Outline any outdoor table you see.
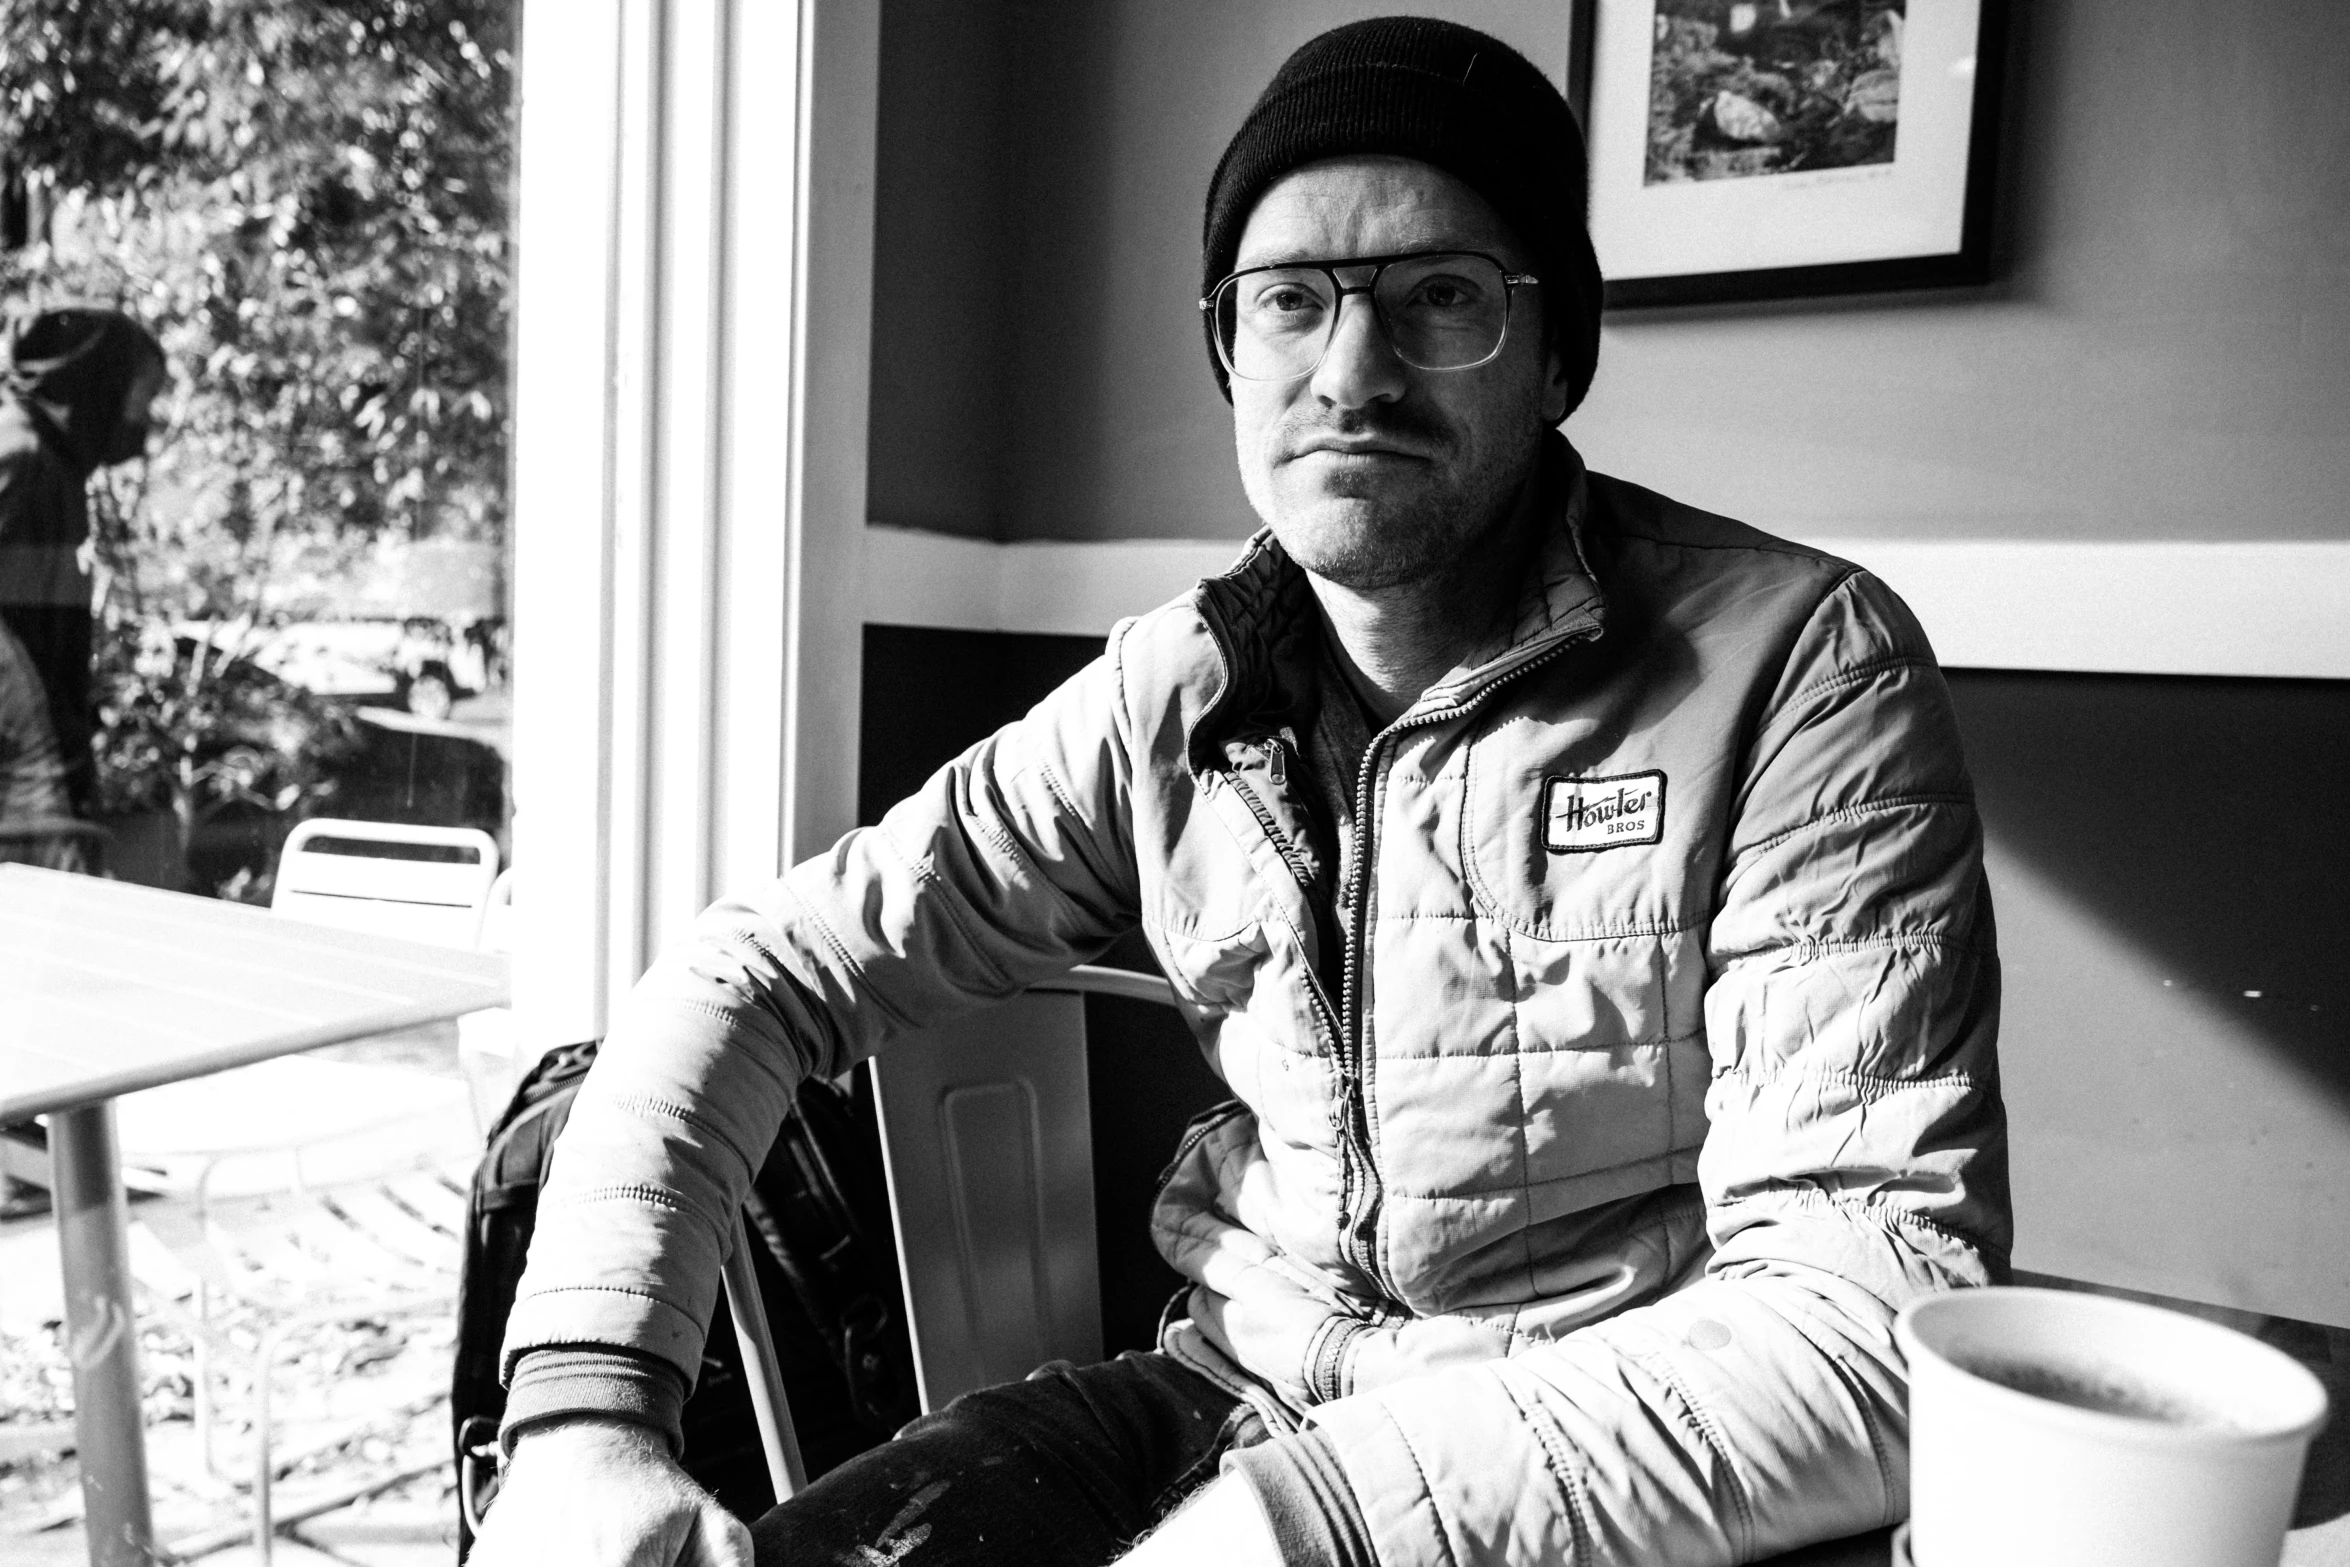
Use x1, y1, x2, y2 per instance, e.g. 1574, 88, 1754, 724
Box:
0, 863, 508, 1567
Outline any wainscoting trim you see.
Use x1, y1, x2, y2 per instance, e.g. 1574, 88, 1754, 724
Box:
864, 526, 2350, 679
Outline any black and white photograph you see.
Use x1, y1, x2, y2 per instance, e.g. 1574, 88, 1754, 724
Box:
1644, 0, 1909, 184
1576, 0, 2002, 302
2, 4, 2346, 1567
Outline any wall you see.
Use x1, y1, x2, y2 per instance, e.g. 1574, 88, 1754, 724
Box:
870, 0, 1574, 541
872, 0, 2350, 548
1952, 674, 2350, 1325
1578, 0, 2350, 544
867, 0, 1020, 539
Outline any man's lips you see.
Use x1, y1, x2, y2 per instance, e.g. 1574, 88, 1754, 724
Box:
1288, 437, 1431, 462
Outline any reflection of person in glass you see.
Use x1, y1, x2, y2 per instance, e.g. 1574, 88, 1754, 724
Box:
479, 19, 2006, 1567
0, 616, 81, 870
0, 614, 84, 1220
0, 306, 168, 813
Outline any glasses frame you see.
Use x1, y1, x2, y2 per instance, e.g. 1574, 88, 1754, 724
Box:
1199, 249, 1541, 383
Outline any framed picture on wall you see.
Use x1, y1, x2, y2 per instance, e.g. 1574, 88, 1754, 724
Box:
1567, 0, 2007, 307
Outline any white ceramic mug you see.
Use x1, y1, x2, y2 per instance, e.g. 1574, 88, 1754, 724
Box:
1895, 1287, 2328, 1567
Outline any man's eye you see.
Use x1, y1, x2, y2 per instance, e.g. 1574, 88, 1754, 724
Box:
1255, 285, 1323, 315
1405, 277, 1477, 310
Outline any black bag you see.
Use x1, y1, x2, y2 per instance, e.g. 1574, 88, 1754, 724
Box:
450, 1041, 918, 1557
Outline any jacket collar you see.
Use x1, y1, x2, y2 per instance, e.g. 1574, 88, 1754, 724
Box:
1187, 433, 1607, 772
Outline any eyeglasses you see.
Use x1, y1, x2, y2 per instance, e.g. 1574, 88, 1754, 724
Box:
1200, 250, 1539, 383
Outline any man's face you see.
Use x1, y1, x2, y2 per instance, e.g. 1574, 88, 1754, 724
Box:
1227, 156, 1568, 593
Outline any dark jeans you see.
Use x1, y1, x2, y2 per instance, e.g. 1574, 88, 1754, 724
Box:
749, 1352, 1258, 1567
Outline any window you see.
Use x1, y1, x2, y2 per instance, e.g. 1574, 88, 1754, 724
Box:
0, 2, 517, 900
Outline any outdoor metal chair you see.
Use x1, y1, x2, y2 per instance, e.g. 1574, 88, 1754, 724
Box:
104, 816, 501, 1560
125, 1106, 473, 1563
456, 866, 521, 1135
271, 817, 500, 946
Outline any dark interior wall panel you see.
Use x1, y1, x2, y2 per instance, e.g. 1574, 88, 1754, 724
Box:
861, 625, 1218, 1354
1948, 671, 2350, 1326
857, 624, 1104, 826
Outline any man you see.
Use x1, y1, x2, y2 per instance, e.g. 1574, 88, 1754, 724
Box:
0, 305, 169, 812
478, 19, 2007, 1567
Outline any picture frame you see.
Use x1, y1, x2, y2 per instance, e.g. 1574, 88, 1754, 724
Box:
1567, 0, 2007, 308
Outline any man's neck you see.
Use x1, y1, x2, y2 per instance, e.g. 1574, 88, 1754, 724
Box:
1306, 468, 1547, 728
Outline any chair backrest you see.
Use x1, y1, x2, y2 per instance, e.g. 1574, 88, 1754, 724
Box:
271, 818, 500, 948
868, 964, 1183, 1413
710, 963, 1188, 1505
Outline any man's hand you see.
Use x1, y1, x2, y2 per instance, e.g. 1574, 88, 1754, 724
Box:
467, 1417, 752, 1567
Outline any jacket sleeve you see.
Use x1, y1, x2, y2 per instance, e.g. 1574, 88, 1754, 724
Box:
501, 624, 1145, 1384
1294, 570, 2010, 1566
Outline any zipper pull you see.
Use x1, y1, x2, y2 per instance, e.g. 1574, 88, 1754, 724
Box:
1264, 736, 1287, 787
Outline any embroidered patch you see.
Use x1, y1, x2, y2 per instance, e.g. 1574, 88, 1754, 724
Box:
1541, 771, 1666, 853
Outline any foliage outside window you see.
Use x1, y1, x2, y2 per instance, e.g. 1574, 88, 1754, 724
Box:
0, 0, 515, 895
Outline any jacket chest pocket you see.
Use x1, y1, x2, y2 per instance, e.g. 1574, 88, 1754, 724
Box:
1149, 919, 1272, 1013
1460, 719, 1697, 943
1144, 794, 1283, 1011
1451, 723, 1717, 1132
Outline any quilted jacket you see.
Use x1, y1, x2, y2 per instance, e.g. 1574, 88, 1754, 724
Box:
506, 439, 2010, 1565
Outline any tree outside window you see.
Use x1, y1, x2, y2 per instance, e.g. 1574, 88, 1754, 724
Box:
0, 0, 516, 897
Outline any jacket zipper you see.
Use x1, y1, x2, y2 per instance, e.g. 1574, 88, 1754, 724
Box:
1220, 761, 1348, 1058
1225, 744, 1311, 890
1331, 629, 1601, 1295
1221, 750, 1361, 1244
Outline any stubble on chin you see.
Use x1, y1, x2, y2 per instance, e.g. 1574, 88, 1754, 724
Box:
1235, 367, 1550, 593
1239, 419, 1446, 591
1247, 440, 1538, 594
1269, 488, 1460, 592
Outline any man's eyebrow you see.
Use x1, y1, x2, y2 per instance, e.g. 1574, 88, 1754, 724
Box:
1234, 244, 1358, 269
1232, 242, 1494, 270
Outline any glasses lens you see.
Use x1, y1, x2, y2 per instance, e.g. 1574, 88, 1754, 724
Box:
1215, 268, 1337, 381
1372, 253, 1511, 371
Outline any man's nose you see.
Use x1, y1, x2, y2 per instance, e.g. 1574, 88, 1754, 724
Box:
1309, 291, 1408, 409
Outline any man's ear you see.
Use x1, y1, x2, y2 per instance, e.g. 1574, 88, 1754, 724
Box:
1539, 342, 1573, 428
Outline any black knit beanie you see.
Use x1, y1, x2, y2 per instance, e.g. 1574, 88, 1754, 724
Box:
1201, 16, 1603, 415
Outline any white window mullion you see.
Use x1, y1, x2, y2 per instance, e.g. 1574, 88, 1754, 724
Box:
778, 0, 877, 869
511, 0, 877, 1057
711, 0, 804, 894
510, 0, 628, 1051
602, 0, 666, 1012
648, 0, 730, 956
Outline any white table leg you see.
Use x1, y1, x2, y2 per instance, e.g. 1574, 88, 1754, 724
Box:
51, 1101, 156, 1567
